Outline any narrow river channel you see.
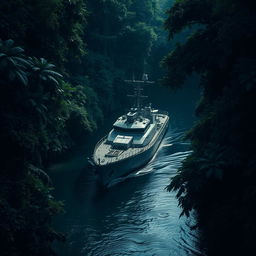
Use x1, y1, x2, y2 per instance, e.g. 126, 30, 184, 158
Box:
49, 79, 206, 256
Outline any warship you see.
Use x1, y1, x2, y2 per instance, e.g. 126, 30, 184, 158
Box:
92, 74, 169, 186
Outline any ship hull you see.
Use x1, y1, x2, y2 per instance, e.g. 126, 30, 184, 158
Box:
95, 117, 169, 187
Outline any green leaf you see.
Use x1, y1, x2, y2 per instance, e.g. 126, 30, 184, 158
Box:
16, 70, 28, 85
48, 75, 59, 85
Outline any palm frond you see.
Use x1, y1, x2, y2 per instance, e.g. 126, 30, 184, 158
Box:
32, 67, 41, 72
11, 46, 24, 55
48, 75, 59, 85
12, 56, 31, 66
15, 70, 28, 86
40, 58, 47, 65
45, 63, 56, 69
42, 70, 63, 78
7, 57, 17, 66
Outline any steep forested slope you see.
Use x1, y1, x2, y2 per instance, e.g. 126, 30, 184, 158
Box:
0, 0, 172, 255
164, 0, 256, 255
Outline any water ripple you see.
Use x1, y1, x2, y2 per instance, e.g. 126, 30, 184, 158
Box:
52, 129, 204, 256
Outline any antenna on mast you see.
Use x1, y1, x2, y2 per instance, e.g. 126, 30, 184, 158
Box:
143, 59, 146, 74
125, 73, 155, 112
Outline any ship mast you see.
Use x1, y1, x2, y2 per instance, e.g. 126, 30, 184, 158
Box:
125, 74, 154, 112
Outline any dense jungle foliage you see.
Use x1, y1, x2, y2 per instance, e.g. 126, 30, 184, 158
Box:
165, 0, 256, 255
0, 0, 172, 255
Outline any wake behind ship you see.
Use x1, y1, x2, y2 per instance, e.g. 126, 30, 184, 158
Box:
92, 74, 169, 186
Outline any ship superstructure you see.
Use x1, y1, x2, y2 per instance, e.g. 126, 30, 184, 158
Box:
92, 74, 169, 186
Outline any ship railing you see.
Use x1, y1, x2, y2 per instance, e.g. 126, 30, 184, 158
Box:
94, 135, 108, 151
93, 135, 108, 163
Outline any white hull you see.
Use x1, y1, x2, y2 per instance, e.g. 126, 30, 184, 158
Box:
95, 117, 169, 186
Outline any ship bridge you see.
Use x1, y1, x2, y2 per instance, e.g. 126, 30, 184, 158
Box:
107, 113, 156, 148
93, 112, 169, 166
113, 115, 150, 132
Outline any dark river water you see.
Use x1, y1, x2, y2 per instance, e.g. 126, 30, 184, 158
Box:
49, 78, 206, 256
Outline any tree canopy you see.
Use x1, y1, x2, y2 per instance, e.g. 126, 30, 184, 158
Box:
164, 0, 256, 254
0, 1, 173, 255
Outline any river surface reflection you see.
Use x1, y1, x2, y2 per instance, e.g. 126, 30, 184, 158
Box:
50, 81, 206, 256
50, 128, 205, 256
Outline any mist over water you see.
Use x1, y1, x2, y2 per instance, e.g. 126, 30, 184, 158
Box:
50, 79, 205, 256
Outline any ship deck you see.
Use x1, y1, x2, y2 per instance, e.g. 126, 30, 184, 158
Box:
93, 114, 169, 166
